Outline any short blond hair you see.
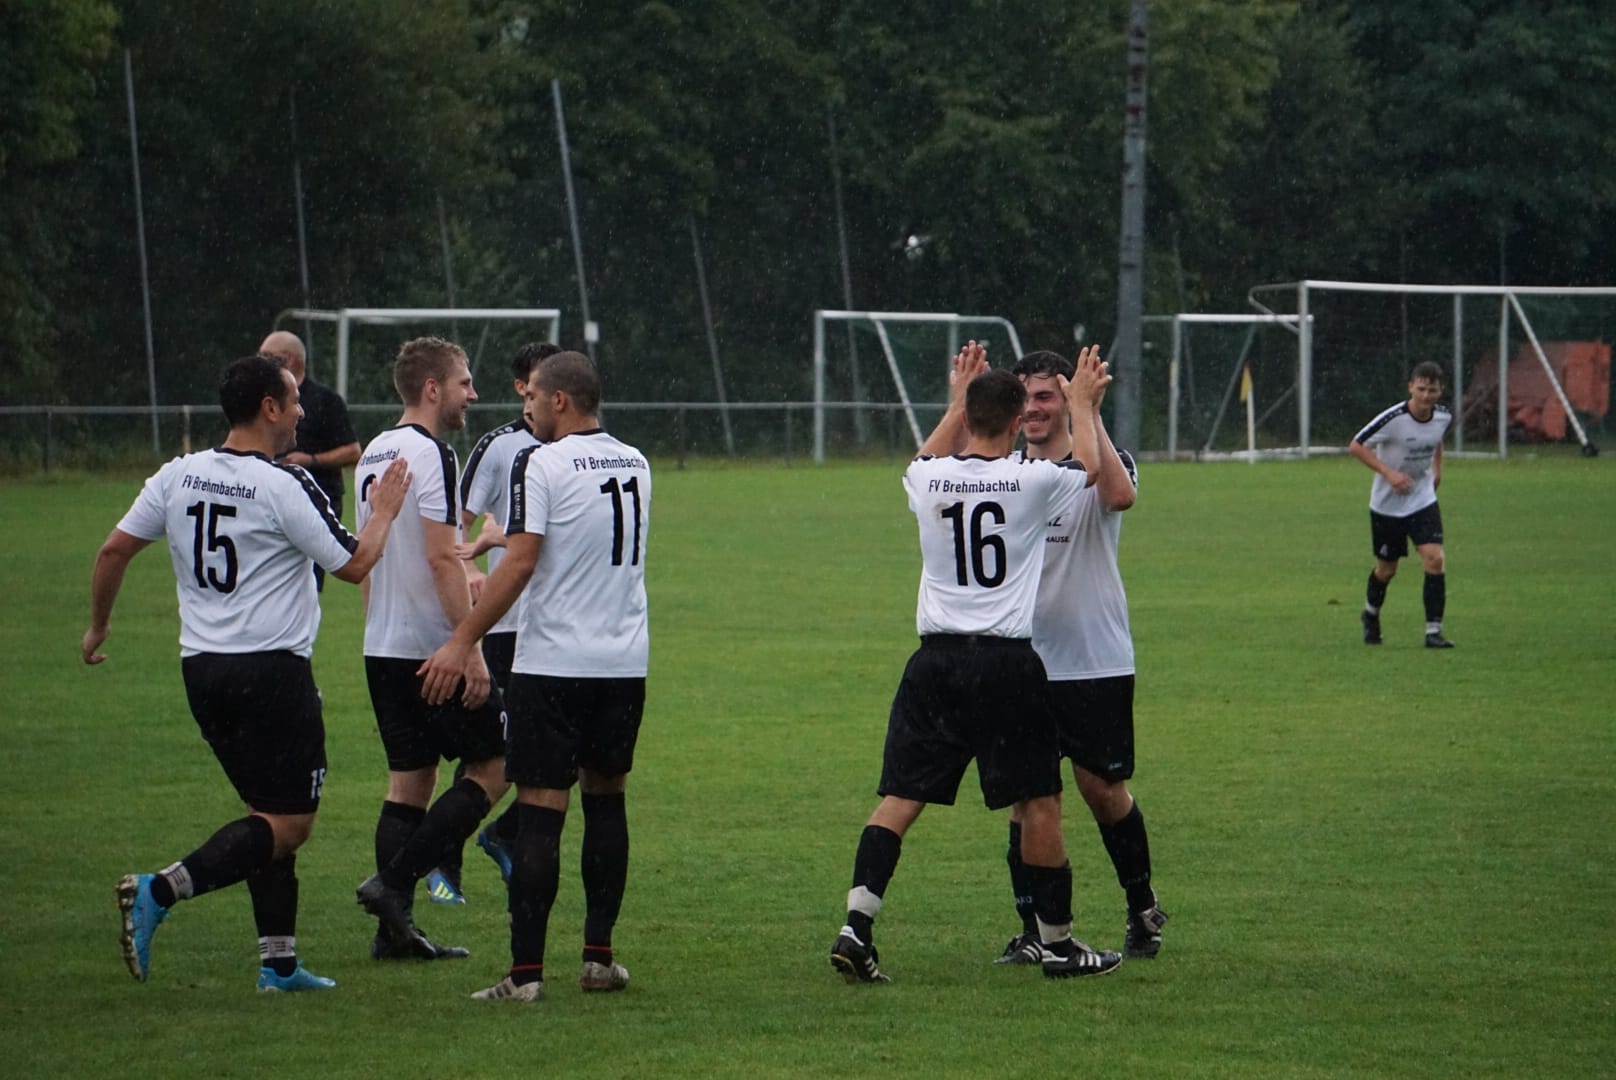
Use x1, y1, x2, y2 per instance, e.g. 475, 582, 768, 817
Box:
393, 337, 466, 405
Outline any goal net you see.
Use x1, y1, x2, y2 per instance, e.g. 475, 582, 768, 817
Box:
1244, 282, 1612, 457
812, 310, 1024, 462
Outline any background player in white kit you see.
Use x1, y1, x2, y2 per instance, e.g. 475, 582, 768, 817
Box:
352, 337, 511, 960
426, 341, 561, 902
83, 353, 410, 992
993, 348, 1168, 966
1348, 361, 1455, 648
420, 351, 651, 1003
829, 347, 1123, 984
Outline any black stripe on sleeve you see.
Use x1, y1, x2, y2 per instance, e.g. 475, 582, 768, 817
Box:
1117, 448, 1139, 488
276, 462, 359, 553
460, 419, 525, 505
506, 444, 541, 534
433, 440, 459, 524
1354, 402, 1407, 444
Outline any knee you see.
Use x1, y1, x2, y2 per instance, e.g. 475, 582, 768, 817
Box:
387, 767, 437, 807
1075, 771, 1130, 823
1421, 548, 1445, 574
263, 813, 315, 858
1018, 793, 1061, 832
464, 757, 509, 797
1375, 560, 1398, 582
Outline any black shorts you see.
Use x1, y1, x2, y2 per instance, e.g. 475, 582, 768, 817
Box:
504, 674, 645, 790
877, 636, 1062, 811
481, 632, 517, 692
1049, 676, 1135, 782
1371, 503, 1443, 560
364, 656, 507, 773
181, 651, 327, 815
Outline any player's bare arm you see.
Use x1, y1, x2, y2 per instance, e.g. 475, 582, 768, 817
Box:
419, 531, 543, 706
916, 340, 989, 459
332, 458, 411, 584
1058, 346, 1111, 486
81, 529, 154, 664
283, 440, 360, 472
423, 517, 492, 707
455, 512, 506, 561
1348, 439, 1413, 494
1432, 441, 1442, 490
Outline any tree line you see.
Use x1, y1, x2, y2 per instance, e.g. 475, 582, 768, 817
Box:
5, 0, 1614, 416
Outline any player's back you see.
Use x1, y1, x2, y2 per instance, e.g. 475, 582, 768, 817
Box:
356, 424, 459, 658
903, 453, 1085, 640
510, 428, 651, 678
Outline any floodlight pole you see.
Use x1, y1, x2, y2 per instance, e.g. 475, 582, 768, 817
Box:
1112, 0, 1149, 450
688, 216, 735, 455
828, 109, 868, 444
124, 50, 160, 454
553, 80, 595, 363
290, 88, 315, 364
437, 193, 460, 343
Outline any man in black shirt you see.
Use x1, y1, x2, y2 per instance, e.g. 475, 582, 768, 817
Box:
261, 331, 362, 589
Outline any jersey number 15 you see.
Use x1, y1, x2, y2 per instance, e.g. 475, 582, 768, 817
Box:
185, 500, 238, 593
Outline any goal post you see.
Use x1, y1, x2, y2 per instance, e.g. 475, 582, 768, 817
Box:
1247, 281, 1612, 457
272, 307, 562, 402
812, 310, 1024, 463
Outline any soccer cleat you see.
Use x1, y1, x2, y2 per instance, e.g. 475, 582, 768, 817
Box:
370, 926, 470, 961
257, 963, 337, 992
471, 975, 544, 1002
116, 873, 171, 982
476, 826, 514, 884
355, 874, 416, 940
425, 868, 466, 905
1425, 631, 1456, 649
1124, 903, 1170, 959
1361, 610, 1382, 645
580, 960, 630, 992
830, 926, 890, 984
992, 932, 1045, 965
1041, 939, 1124, 979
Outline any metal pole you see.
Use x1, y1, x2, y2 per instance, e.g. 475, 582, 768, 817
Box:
827, 109, 868, 444
1497, 297, 1509, 458
552, 80, 595, 363
290, 88, 314, 363
813, 313, 826, 463
1167, 315, 1181, 456
688, 217, 735, 455
1452, 294, 1464, 452
1112, 0, 1149, 450
1298, 282, 1312, 455
437, 193, 460, 342
125, 50, 160, 454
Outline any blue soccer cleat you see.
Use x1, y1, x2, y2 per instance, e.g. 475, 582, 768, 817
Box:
257, 962, 338, 992
425, 868, 466, 905
116, 873, 171, 982
476, 826, 513, 884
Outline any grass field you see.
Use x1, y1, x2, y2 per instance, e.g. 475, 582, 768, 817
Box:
3, 454, 1613, 1079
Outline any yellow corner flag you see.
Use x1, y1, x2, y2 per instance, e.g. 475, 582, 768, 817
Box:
1239, 362, 1253, 403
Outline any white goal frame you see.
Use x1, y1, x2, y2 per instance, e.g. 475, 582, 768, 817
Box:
272, 307, 562, 401
811, 310, 1024, 463
1247, 281, 1613, 457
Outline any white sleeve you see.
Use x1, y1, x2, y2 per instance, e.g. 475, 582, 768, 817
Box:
462, 443, 502, 519
116, 460, 178, 540
414, 444, 453, 525
276, 467, 359, 572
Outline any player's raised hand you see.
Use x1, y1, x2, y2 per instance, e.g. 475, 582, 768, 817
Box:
1077, 345, 1111, 405
1058, 345, 1112, 410
418, 640, 471, 706
369, 458, 413, 520
81, 624, 111, 665
948, 340, 990, 409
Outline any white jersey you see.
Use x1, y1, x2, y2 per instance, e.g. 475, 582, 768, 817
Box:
355, 424, 461, 659
507, 428, 651, 678
116, 447, 357, 657
1020, 450, 1137, 680
461, 417, 542, 636
1353, 402, 1451, 517
904, 454, 1087, 639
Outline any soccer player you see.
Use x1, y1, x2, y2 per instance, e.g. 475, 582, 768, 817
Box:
259, 331, 361, 590
352, 336, 512, 960
828, 344, 1124, 983
419, 350, 651, 1004
1348, 361, 1455, 648
993, 348, 1168, 966
83, 353, 411, 991
426, 341, 560, 904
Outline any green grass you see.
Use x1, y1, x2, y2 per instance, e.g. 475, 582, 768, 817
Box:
3, 455, 1613, 1078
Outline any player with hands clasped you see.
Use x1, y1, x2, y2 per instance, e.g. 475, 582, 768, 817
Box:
85, 353, 410, 992
1348, 361, 1455, 648
829, 344, 1124, 983
420, 351, 651, 1004
351, 337, 512, 962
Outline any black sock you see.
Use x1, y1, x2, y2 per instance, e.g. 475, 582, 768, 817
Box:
1366, 570, 1389, 613
439, 763, 471, 880
375, 800, 425, 876
152, 815, 276, 906
580, 793, 629, 962
846, 825, 902, 942
379, 777, 492, 893
1024, 861, 1074, 943
510, 803, 566, 982
1423, 572, 1446, 624
249, 856, 300, 976
490, 801, 521, 848
1097, 801, 1155, 912
1006, 821, 1037, 936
